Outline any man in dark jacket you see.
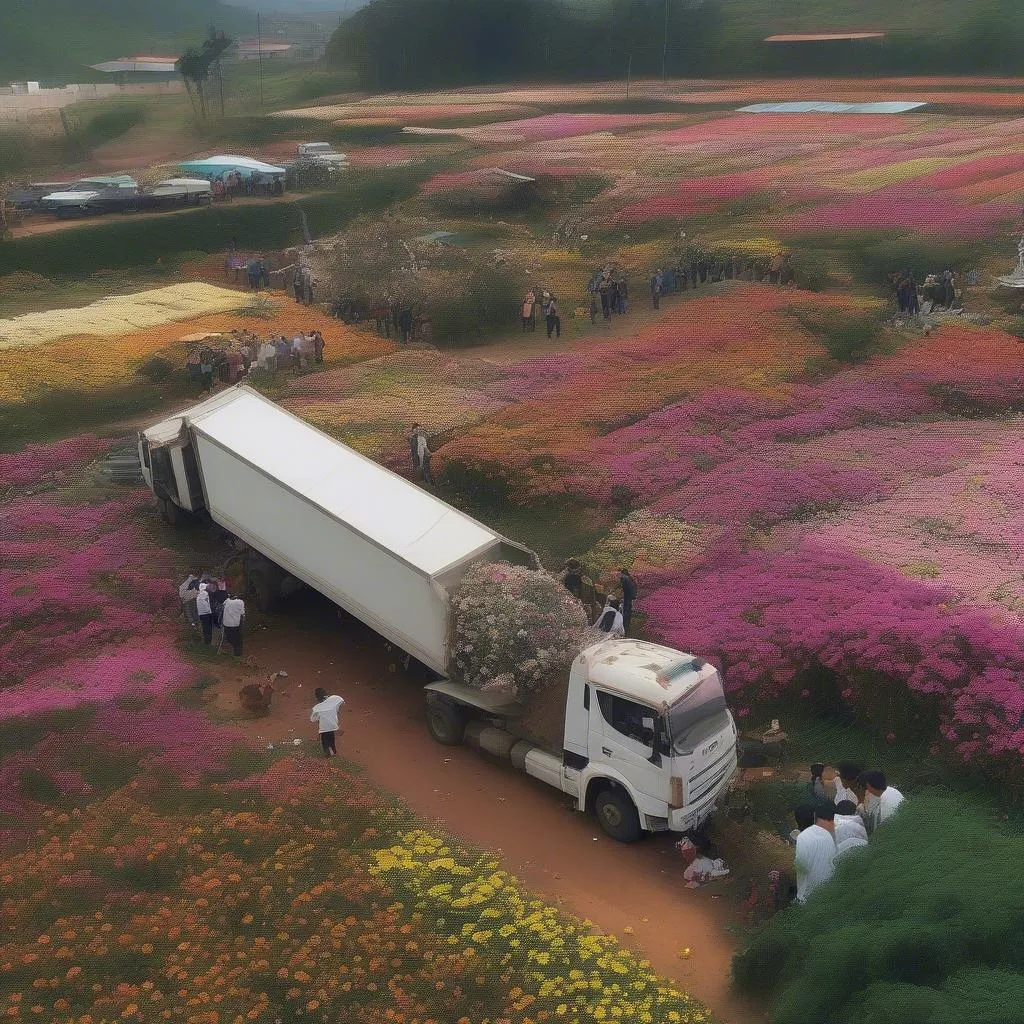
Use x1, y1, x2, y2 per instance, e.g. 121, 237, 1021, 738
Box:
619, 568, 637, 635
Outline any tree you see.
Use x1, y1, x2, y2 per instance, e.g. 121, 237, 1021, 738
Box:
176, 28, 233, 121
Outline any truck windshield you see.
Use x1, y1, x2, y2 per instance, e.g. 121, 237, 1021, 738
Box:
666, 674, 730, 755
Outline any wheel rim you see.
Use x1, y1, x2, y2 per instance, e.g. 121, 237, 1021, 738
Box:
430, 710, 448, 737
600, 801, 623, 830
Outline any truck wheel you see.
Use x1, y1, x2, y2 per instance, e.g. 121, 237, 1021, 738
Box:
426, 700, 466, 746
157, 498, 181, 526
595, 789, 642, 843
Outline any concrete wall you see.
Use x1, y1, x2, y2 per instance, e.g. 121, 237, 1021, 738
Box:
0, 82, 182, 122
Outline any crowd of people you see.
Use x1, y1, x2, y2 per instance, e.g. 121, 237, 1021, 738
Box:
560, 559, 638, 636
371, 298, 430, 344
520, 289, 563, 338
178, 572, 247, 656
792, 761, 905, 904
185, 327, 326, 392
890, 269, 964, 316
211, 170, 285, 202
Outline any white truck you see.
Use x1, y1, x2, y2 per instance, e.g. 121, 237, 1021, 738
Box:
295, 142, 349, 169
139, 385, 737, 841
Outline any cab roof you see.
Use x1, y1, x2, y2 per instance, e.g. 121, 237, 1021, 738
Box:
583, 639, 718, 709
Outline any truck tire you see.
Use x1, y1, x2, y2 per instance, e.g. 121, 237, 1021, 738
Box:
157, 497, 181, 526
595, 788, 642, 843
426, 700, 466, 746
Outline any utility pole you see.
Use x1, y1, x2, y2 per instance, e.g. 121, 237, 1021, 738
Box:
662, 0, 670, 79
625, 53, 632, 101
257, 12, 265, 113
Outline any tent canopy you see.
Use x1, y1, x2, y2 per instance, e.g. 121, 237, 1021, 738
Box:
178, 155, 287, 179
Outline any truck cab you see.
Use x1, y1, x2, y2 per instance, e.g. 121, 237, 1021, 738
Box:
426, 639, 737, 842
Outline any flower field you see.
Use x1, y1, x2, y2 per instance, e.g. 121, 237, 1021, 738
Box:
13, 75, 1024, 1023
0, 299, 388, 404
0, 757, 708, 1024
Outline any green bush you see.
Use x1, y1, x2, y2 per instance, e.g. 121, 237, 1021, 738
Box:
0, 167, 429, 278
787, 304, 886, 364
77, 100, 148, 147
732, 794, 1024, 1024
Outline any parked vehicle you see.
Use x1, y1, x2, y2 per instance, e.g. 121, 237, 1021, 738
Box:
141, 178, 213, 209
139, 385, 737, 841
295, 142, 348, 168
39, 175, 139, 218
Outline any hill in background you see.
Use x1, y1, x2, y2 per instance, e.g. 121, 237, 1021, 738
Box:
0, 0, 254, 83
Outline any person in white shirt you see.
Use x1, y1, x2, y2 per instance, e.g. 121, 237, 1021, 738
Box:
311, 687, 346, 757
258, 340, 278, 373
220, 595, 246, 657
833, 761, 863, 807
196, 580, 214, 645
794, 804, 837, 903
178, 572, 200, 628
861, 770, 904, 832
833, 799, 869, 847
415, 428, 433, 485
596, 597, 625, 638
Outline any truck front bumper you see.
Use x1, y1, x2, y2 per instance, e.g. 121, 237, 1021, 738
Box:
669, 748, 738, 832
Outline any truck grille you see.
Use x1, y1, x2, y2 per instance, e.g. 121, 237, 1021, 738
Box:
688, 748, 737, 804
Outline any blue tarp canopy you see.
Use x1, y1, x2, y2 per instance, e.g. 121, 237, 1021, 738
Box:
177, 155, 287, 179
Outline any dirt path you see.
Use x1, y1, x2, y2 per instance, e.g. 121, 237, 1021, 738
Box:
9, 194, 300, 239
202, 608, 763, 1024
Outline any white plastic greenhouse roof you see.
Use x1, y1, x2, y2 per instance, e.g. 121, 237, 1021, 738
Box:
183, 386, 503, 578
738, 101, 927, 114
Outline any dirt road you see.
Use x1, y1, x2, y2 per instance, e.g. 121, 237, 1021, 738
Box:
203, 604, 763, 1024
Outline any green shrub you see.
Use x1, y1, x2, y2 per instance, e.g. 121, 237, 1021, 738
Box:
732, 794, 1024, 1024
76, 100, 148, 147
787, 304, 886, 364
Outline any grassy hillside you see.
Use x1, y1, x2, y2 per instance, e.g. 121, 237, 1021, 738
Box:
0, 0, 254, 83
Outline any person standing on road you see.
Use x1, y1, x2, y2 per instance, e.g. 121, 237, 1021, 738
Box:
544, 294, 561, 339
220, 593, 246, 656
409, 423, 422, 475
311, 687, 346, 758
618, 568, 637, 634
179, 572, 201, 629
650, 269, 663, 309
196, 579, 214, 645
415, 426, 434, 485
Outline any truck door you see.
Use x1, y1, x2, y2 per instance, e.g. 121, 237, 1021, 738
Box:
594, 690, 668, 805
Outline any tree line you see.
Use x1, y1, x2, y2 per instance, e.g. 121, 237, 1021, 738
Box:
326, 0, 1024, 92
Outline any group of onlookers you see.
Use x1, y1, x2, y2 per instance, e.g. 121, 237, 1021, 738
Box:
179, 572, 247, 656
589, 267, 630, 322
521, 289, 562, 338
186, 328, 326, 392
792, 761, 905, 903
891, 268, 962, 315
562, 560, 638, 636
373, 298, 421, 344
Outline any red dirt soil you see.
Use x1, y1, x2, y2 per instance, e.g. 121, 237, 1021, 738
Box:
205, 608, 764, 1024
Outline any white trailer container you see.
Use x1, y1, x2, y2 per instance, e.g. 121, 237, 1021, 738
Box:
139, 385, 536, 673
140, 385, 737, 840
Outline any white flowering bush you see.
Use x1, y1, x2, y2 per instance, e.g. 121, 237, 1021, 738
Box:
449, 562, 590, 697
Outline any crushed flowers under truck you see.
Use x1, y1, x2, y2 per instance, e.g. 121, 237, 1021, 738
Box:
140, 385, 738, 841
